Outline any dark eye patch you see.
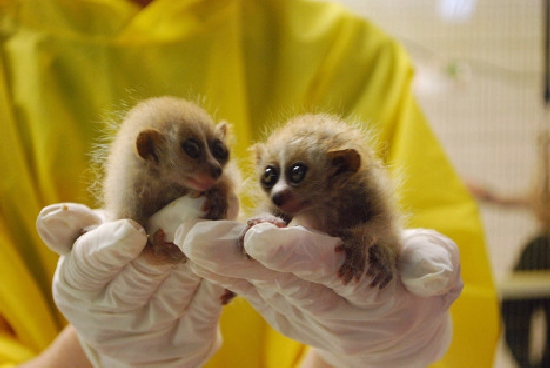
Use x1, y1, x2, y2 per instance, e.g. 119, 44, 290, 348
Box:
210, 139, 228, 161
182, 138, 201, 158
261, 165, 280, 190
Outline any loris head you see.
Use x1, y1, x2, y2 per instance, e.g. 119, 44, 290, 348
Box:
254, 114, 373, 222
118, 97, 230, 192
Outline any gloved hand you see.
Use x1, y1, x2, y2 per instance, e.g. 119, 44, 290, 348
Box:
178, 222, 463, 368
37, 197, 227, 368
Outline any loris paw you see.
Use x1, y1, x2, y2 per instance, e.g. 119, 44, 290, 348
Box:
239, 215, 287, 258
144, 228, 187, 264
202, 187, 228, 220
220, 289, 237, 305
245, 215, 287, 229
335, 241, 395, 288
335, 242, 366, 284
366, 243, 395, 289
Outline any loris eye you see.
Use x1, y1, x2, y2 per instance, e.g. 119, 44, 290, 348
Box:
289, 163, 307, 184
261, 165, 279, 190
182, 138, 201, 158
211, 139, 228, 160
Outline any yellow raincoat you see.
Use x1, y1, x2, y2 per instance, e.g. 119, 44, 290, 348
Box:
0, 0, 499, 367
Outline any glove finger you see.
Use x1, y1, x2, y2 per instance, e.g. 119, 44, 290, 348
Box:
60, 219, 147, 291
192, 263, 353, 351
191, 264, 308, 335
54, 259, 201, 337
188, 264, 302, 330
147, 261, 205, 322
183, 221, 393, 309
90, 253, 208, 315
399, 229, 463, 305
181, 221, 283, 281
250, 269, 390, 322
99, 255, 175, 311
244, 223, 395, 307
174, 279, 225, 339
248, 277, 429, 356
86, 260, 202, 332
250, 283, 343, 350
37, 203, 104, 255
157, 278, 239, 367
190, 261, 393, 357
190, 263, 266, 299
182, 221, 342, 309
191, 256, 371, 324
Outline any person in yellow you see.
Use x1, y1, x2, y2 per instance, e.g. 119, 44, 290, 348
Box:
1, 0, 499, 367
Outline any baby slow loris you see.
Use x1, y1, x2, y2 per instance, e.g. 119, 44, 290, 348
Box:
102, 96, 238, 263
251, 114, 402, 288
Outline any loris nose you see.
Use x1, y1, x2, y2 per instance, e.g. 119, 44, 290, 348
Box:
271, 192, 287, 206
211, 166, 222, 179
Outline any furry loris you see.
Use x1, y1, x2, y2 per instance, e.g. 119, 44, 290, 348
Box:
102, 96, 237, 263
253, 115, 401, 288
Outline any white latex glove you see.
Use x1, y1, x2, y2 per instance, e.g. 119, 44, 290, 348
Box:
37, 197, 227, 368
177, 222, 463, 368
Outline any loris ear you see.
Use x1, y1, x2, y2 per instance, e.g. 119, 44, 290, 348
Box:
327, 149, 361, 177
216, 121, 228, 139
136, 129, 163, 163
250, 143, 266, 164
217, 121, 236, 146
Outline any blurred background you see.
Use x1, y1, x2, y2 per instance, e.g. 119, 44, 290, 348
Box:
326, 1, 548, 367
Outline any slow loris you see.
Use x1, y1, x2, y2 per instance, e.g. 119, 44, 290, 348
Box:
102, 96, 238, 263
252, 114, 401, 288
